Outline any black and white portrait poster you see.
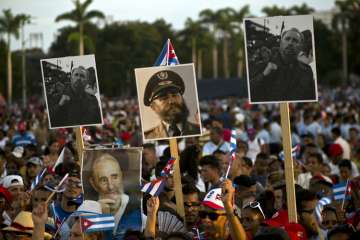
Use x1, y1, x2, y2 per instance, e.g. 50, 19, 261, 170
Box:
244, 15, 318, 103
135, 63, 202, 141
40, 55, 103, 128
81, 148, 142, 238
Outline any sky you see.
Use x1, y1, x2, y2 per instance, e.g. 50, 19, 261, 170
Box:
1, 0, 336, 52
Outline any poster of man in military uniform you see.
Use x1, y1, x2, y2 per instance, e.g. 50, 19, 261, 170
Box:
135, 63, 202, 141
40, 55, 103, 128
244, 15, 318, 103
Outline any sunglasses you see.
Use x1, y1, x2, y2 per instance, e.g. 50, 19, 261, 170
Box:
244, 201, 266, 220
184, 202, 201, 208
199, 211, 226, 221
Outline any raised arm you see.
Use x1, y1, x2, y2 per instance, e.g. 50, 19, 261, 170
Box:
222, 179, 247, 240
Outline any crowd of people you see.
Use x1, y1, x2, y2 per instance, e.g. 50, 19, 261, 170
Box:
0, 84, 359, 239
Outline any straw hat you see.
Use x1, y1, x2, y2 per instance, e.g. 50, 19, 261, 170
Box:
2, 211, 52, 239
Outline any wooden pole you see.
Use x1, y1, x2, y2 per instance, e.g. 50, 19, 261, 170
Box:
279, 102, 297, 223
75, 127, 84, 164
169, 138, 185, 219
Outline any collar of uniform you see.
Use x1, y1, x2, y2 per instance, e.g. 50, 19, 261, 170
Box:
162, 121, 183, 134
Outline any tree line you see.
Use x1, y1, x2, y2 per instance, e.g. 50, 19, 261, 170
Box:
1, 0, 360, 101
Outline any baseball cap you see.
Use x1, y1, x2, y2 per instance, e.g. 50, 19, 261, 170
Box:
17, 122, 26, 132
76, 200, 102, 215
12, 146, 24, 158
202, 188, 224, 210
1, 175, 24, 189
143, 70, 185, 106
27, 156, 43, 166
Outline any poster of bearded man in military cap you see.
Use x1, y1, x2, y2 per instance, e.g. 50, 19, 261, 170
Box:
135, 63, 202, 141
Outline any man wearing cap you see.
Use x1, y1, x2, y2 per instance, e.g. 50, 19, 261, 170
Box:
143, 70, 200, 139
11, 121, 36, 147
51, 66, 102, 127
2, 175, 25, 198
25, 156, 43, 188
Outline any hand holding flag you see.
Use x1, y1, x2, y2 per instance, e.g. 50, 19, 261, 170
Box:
224, 129, 237, 179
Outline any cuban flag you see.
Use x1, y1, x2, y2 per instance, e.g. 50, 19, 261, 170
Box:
333, 180, 352, 201
141, 178, 166, 196
154, 39, 180, 66
278, 144, 301, 161
80, 214, 115, 233
49, 202, 64, 230
315, 196, 332, 223
30, 168, 47, 191
160, 157, 176, 177
49, 147, 65, 173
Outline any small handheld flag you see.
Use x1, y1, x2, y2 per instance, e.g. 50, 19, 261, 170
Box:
278, 144, 301, 161
154, 39, 179, 66
160, 157, 176, 177
80, 214, 115, 233
141, 178, 166, 196
333, 180, 351, 201
29, 168, 47, 192
50, 147, 65, 173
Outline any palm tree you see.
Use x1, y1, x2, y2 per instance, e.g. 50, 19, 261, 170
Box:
55, 0, 104, 55
179, 18, 207, 78
18, 14, 31, 108
216, 7, 236, 79
233, 5, 250, 78
0, 9, 23, 104
199, 9, 219, 79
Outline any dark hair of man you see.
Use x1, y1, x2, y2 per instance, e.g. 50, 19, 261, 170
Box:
199, 155, 221, 172
331, 127, 341, 137
256, 152, 269, 162
234, 175, 256, 188
327, 224, 355, 240
242, 156, 253, 168
305, 143, 317, 149
322, 206, 338, 219
180, 145, 200, 181
295, 189, 317, 213
307, 153, 323, 164
182, 182, 199, 196
143, 143, 156, 151
339, 159, 352, 170
254, 227, 290, 240
213, 149, 226, 156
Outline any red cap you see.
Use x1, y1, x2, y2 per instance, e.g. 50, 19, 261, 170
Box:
328, 143, 343, 157
0, 186, 12, 203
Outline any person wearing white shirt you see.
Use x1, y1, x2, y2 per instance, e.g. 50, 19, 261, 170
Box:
202, 127, 230, 156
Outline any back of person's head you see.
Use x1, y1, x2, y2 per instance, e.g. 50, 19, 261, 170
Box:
199, 155, 221, 172
295, 188, 317, 213
339, 159, 352, 170
331, 127, 341, 137
327, 224, 355, 240
256, 153, 269, 162
234, 175, 256, 188
254, 227, 290, 240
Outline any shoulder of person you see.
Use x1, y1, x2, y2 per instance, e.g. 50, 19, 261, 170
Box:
144, 124, 164, 137
297, 61, 313, 72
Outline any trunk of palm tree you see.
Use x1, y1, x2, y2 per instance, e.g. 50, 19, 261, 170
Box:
237, 48, 243, 78
79, 22, 84, 55
6, 33, 12, 105
191, 37, 196, 64
21, 24, 27, 108
223, 36, 229, 79
197, 49, 203, 80
212, 45, 218, 79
